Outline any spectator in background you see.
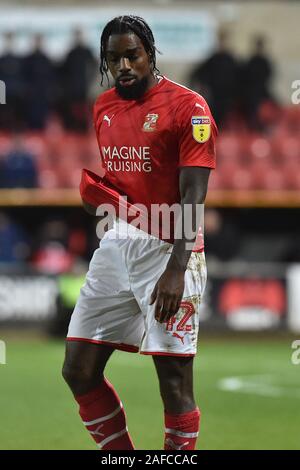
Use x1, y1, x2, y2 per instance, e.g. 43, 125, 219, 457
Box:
189, 29, 239, 128
0, 134, 38, 188
0, 212, 30, 264
23, 33, 56, 130
0, 32, 25, 131
31, 219, 86, 274
240, 35, 275, 130
205, 208, 240, 262
31, 219, 72, 274
60, 28, 97, 132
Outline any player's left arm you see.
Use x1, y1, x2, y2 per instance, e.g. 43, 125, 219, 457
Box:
150, 166, 210, 323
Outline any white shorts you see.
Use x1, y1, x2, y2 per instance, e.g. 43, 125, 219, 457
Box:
67, 220, 207, 357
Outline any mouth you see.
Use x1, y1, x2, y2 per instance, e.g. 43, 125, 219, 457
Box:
118, 76, 137, 87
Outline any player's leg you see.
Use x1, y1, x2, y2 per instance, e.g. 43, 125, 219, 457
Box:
61, 237, 144, 450
152, 355, 195, 414
62, 340, 114, 396
62, 341, 135, 450
153, 355, 200, 451
131, 244, 206, 450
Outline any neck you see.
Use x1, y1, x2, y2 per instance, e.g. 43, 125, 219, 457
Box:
146, 73, 159, 93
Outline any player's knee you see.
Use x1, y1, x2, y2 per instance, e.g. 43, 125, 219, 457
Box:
62, 361, 99, 393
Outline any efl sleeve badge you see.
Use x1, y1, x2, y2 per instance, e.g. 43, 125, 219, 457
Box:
191, 116, 211, 143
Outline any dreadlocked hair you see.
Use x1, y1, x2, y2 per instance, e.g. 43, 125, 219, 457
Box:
99, 15, 161, 86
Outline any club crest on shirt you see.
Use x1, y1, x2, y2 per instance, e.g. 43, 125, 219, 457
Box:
191, 116, 211, 143
142, 113, 159, 132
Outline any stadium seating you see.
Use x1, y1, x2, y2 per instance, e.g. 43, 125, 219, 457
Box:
1, 108, 299, 190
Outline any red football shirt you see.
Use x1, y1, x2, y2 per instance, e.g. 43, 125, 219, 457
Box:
93, 76, 217, 244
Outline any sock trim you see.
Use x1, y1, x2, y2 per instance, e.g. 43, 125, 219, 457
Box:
164, 407, 201, 427
165, 428, 199, 438
97, 427, 128, 449
82, 403, 123, 426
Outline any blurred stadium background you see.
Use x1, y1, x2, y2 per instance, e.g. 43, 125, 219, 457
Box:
0, 0, 300, 450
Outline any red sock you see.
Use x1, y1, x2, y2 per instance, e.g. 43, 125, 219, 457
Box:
164, 407, 200, 450
75, 378, 134, 450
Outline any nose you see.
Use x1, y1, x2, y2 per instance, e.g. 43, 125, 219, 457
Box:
119, 57, 131, 73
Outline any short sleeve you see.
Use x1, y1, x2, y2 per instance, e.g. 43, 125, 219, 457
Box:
176, 94, 218, 168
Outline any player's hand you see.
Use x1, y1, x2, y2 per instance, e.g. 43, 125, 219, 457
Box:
149, 268, 185, 323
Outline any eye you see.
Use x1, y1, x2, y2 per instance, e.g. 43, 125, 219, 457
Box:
107, 55, 118, 64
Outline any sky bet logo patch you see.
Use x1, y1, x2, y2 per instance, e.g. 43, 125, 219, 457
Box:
191, 115, 211, 143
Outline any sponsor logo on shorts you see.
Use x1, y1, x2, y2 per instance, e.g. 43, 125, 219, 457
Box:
172, 332, 185, 344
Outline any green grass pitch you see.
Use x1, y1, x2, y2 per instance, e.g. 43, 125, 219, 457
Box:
0, 335, 299, 450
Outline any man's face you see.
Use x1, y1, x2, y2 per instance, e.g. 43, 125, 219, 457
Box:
106, 33, 153, 100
